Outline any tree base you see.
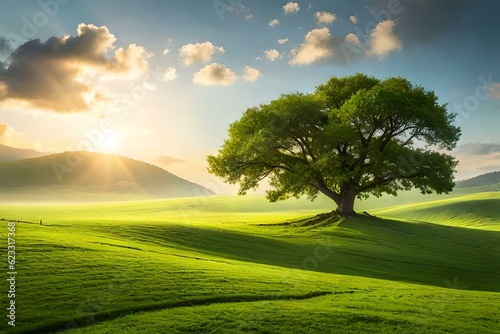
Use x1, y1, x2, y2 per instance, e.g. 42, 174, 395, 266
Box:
333, 209, 358, 217
259, 211, 342, 228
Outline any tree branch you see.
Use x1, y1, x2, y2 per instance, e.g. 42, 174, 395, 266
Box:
314, 178, 341, 204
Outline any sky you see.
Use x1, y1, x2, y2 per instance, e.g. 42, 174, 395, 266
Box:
0, 0, 499, 193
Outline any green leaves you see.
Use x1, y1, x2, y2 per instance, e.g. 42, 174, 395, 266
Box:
207, 74, 461, 214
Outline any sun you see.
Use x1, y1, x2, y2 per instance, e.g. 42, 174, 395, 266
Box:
101, 133, 120, 151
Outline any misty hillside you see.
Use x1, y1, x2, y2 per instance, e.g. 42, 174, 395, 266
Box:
456, 171, 500, 190
0, 152, 215, 199
0, 144, 49, 162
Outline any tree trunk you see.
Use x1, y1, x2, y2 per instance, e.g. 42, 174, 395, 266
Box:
315, 179, 357, 216
337, 186, 357, 216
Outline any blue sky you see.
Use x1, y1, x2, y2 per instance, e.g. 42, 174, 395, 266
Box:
0, 0, 499, 191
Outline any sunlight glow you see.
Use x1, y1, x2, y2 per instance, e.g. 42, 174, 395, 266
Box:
101, 133, 120, 151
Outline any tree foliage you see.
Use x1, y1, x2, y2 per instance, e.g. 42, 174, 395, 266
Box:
207, 74, 461, 215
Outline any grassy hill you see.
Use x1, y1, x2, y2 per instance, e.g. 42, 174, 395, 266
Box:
455, 170, 500, 192
0, 152, 215, 200
0, 143, 48, 162
1, 194, 499, 333
374, 192, 500, 230
456, 171, 500, 188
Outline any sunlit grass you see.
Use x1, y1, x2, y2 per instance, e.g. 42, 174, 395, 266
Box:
0, 193, 499, 333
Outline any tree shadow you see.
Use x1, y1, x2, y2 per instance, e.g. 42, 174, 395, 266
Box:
114, 217, 500, 292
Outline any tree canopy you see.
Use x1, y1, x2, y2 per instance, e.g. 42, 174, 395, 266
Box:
207, 74, 461, 215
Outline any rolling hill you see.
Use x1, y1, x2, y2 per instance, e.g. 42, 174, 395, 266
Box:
1, 194, 499, 333
374, 192, 500, 230
0, 143, 49, 162
456, 171, 500, 191
0, 151, 215, 200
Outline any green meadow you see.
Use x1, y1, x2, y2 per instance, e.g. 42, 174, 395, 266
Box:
1, 193, 499, 333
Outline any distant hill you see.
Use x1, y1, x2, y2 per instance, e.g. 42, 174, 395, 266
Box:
375, 192, 500, 230
0, 144, 48, 162
0, 152, 215, 200
456, 171, 500, 191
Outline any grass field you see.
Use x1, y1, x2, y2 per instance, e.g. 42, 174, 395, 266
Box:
1, 193, 499, 333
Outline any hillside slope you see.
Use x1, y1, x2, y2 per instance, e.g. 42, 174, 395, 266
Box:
0, 151, 215, 199
0, 143, 48, 162
374, 192, 500, 230
456, 171, 500, 191
1, 196, 499, 333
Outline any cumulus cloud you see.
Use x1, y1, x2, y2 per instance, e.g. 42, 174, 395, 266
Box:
264, 49, 280, 61
289, 28, 334, 65
283, 2, 300, 14
277, 38, 289, 45
268, 19, 280, 27
367, 20, 402, 59
162, 67, 177, 81
193, 63, 237, 86
344, 33, 361, 46
179, 42, 225, 66
0, 23, 150, 113
0, 123, 44, 151
162, 48, 170, 55
315, 11, 337, 25
289, 21, 402, 65
245, 14, 253, 20
242, 66, 261, 82
349, 15, 357, 24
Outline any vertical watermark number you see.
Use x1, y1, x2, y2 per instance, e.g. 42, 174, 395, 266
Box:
6, 221, 16, 327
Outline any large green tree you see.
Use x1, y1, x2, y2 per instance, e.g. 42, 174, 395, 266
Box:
207, 74, 461, 215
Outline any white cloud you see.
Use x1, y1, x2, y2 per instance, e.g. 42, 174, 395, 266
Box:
315, 11, 337, 25
289, 27, 334, 65
264, 49, 280, 61
283, 2, 300, 14
179, 42, 225, 66
345, 33, 361, 46
228, 3, 247, 14
367, 20, 402, 59
268, 19, 280, 27
308, 4, 313, 10
162, 48, 171, 55
0, 23, 150, 113
242, 66, 261, 82
277, 38, 289, 45
162, 67, 177, 81
0, 123, 44, 151
245, 14, 253, 20
193, 63, 237, 86
349, 15, 357, 24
